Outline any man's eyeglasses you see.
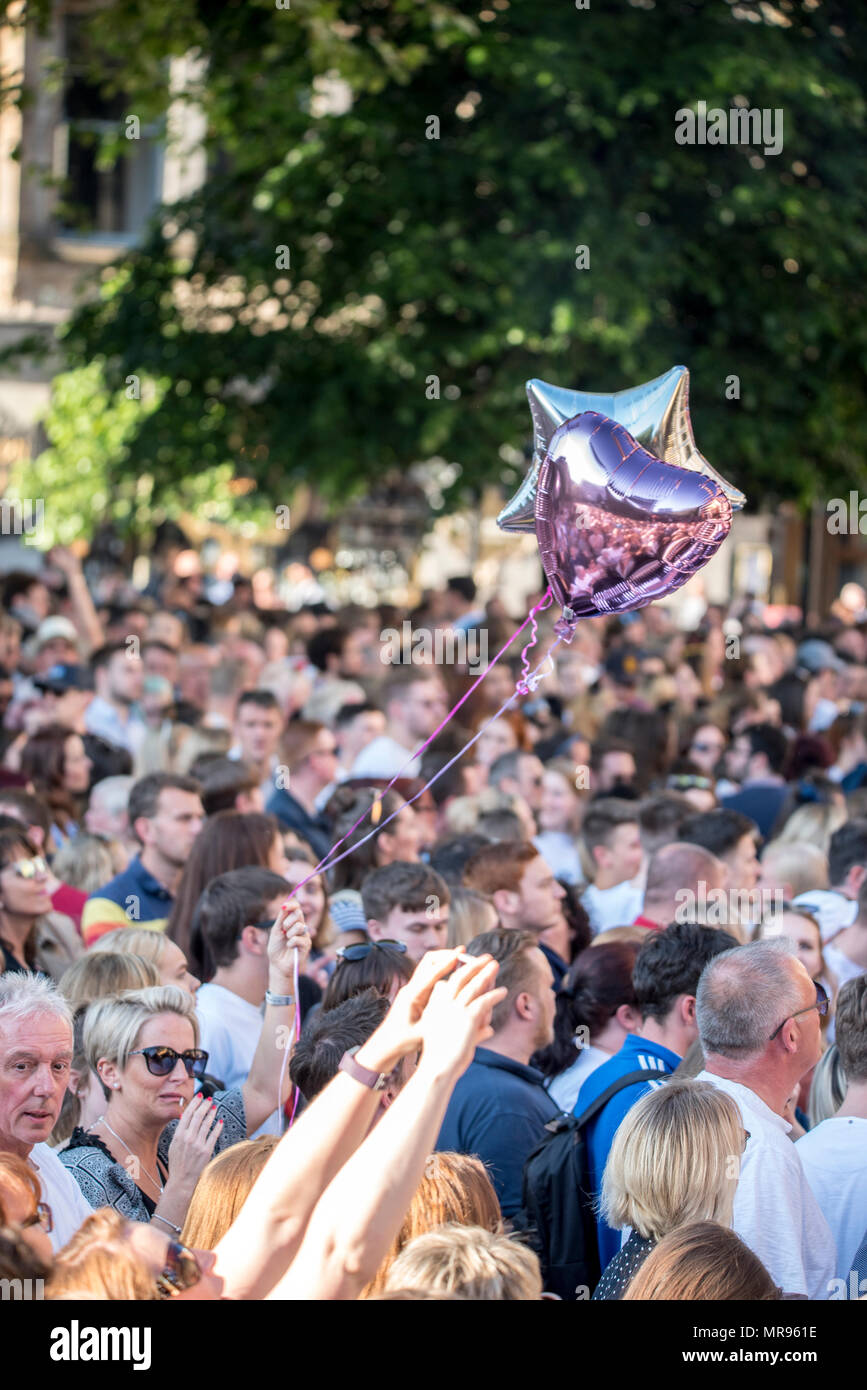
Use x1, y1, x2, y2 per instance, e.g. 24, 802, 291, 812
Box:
155, 1240, 203, 1298
7, 856, 48, 879
768, 981, 829, 1041
22, 1202, 53, 1234
335, 940, 408, 963
129, 1046, 210, 1078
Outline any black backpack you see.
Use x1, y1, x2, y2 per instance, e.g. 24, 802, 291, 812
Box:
515, 1069, 664, 1301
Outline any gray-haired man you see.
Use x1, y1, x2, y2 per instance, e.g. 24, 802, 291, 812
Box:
0, 974, 94, 1248
695, 939, 836, 1299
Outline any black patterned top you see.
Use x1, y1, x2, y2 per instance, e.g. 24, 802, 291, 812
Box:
592, 1232, 656, 1300
59, 1088, 247, 1223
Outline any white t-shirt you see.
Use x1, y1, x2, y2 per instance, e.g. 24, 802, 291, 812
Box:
196, 983, 281, 1137
696, 1071, 837, 1300
30, 1142, 95, 1252
582, 880, 643, 936
547, 1043, 609, 1114
533, 832, 585, 887
822, 942, 865, 990
796, 1117, 867, 1282
350, 735, 419, 779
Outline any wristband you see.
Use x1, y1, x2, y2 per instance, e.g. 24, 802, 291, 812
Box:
265, 990, 295, 1007
338, 1046, 389, 1091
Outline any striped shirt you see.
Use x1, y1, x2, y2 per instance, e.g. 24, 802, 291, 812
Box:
81, 854, 174, 945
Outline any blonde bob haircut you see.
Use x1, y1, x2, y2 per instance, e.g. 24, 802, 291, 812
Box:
384, 1224, 543, 1301
83, 985, 198, 1098
181, 1137, 278, 1250
600, 1078, 742, 1240
59, 951, 160, 1015
90, 926, 173, 968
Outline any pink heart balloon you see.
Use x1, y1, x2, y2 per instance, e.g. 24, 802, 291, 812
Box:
535, 411, 732, 627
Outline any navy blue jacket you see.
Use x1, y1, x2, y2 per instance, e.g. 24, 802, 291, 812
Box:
436, 1046, 561, 1219
266, 787, 333, 860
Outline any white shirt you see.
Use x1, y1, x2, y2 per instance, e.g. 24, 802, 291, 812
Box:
822, 942, 865, 990
196, 983, 281, 1137
796, 1117, 867, 1282
85, 696, 147, 756
581, 880, 643, 936
350, 734, 419, 779
547, 1044, 609, 1114
30, 1142, 95, 1252
533, 832, 585, 887
696, 1071, 836, 1300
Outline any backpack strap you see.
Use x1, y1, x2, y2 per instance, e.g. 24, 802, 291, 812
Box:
570, 1067, 671, 1130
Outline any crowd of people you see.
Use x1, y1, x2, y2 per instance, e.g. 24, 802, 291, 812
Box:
0, 540, 866, 1301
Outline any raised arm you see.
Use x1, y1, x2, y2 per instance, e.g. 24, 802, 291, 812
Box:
47, 547, 104, 655
239, 899, 311, 1135
268, 953, 506, 1301
215, 947, 477, 1300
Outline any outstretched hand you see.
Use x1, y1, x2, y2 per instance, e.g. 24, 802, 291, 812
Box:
358, 948, 505, 1078
359, 949, 472, 1070
416, 954, 506, 1079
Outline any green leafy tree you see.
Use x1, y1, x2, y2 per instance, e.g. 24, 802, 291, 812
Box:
8, 0, 867, 532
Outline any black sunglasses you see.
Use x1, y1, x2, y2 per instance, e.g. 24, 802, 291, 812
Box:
335, 939, 408, 963
155, 1240, 203, 1298
129, 1046, 209, 1078
768, 981, 829, 1041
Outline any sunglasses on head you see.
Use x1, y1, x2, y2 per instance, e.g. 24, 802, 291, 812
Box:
335, 939, 408, 963
129, 1046, 209, 1078
155, 1240, 203, 1298
7, 856, 48, 879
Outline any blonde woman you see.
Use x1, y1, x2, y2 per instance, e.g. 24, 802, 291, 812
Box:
446, 887, 498, 949
91, 925, 200, 995
53, 953, 161, 1148
594, 1077, 744, 1300
808, 1043, 847, 1127
59, 900, 309, 1230
59, 950, 160, 1016
52, 833, 126, 895
757, 839, 829, 901
774, 803, 847, 857
47, 1207, 222, 1301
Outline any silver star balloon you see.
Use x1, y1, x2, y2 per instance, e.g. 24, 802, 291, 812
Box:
497, 365, 746, 532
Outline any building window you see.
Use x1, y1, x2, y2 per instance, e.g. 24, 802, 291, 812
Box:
55, 15, 163, 240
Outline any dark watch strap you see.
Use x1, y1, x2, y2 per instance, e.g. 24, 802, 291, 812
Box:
338, 1047, 389, 1091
